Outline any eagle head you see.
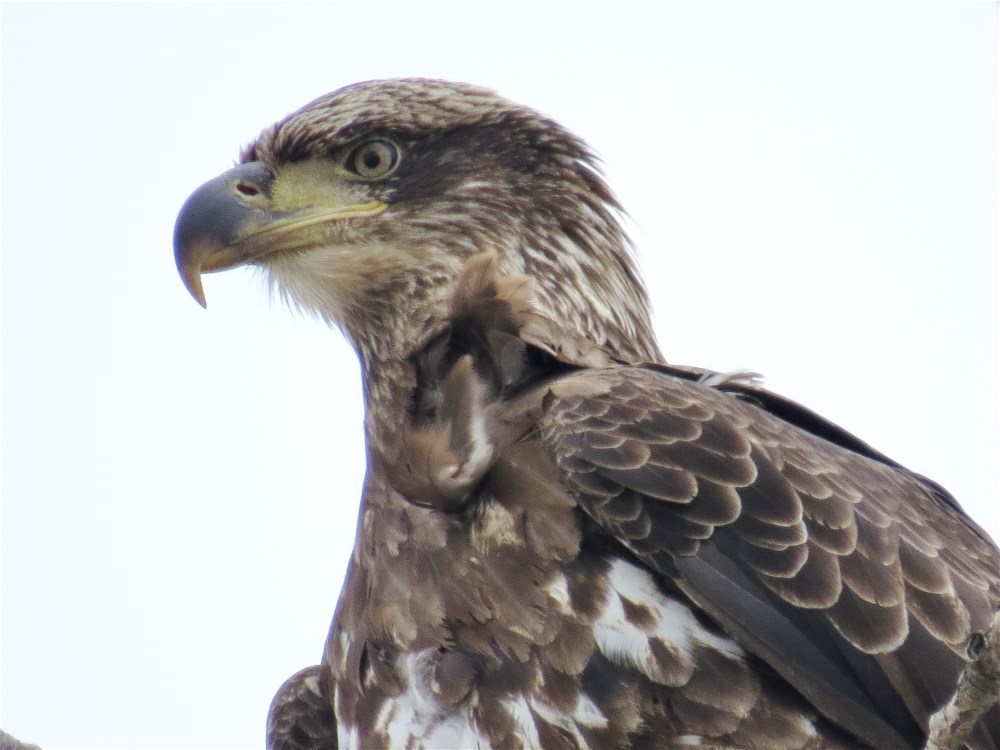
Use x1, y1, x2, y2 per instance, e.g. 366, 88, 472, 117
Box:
174, 79, 660, 368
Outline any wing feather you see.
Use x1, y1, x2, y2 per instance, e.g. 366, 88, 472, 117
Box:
267, 665, 339, 750
539, 365, 1000, 747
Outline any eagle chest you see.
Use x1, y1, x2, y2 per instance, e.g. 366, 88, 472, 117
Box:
325, 475, 838, 750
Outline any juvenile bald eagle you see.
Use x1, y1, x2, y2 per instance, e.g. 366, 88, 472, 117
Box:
174, 79, 1000, 749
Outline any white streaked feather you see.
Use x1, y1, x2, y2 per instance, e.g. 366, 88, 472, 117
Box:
594, 586, 655, 668
374, 650, 482, 750
545, 572, 573, 615
674, 735, 706, 746
529, 694, 593, 745
572, 694, 609, 729
502, 695, 543, 748
596, 558, 747, 685
471, 499, 521, 554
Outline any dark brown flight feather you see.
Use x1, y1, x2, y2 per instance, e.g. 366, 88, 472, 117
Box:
173, 79, 1000, 750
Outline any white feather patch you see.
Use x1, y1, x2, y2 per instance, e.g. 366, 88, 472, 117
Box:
373, 650, 481, 750
573, 694, 609, 729
545, 572, 573, 615
594, 558, 746, 685
502, 695, 543, 748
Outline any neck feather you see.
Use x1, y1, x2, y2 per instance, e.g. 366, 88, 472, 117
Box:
266, 217, 662, 452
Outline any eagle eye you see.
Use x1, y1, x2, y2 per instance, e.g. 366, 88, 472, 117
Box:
346, 139, 400, 179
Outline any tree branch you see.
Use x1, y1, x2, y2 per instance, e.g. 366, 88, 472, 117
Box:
0, 729, 41, 750
925, 609, 1000, 750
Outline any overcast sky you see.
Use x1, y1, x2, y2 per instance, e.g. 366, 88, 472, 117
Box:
2, 3, 997, 749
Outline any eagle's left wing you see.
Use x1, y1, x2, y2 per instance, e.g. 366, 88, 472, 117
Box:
536, 365, 1000, 750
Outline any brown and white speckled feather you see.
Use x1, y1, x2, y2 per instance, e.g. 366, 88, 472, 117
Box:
173, 79, 1000, 749
267, 666, 338, 750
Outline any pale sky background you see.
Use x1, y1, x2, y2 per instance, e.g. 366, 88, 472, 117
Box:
2, 3, 997, 749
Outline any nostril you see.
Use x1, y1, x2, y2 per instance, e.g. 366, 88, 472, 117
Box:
234, 181, 260, 197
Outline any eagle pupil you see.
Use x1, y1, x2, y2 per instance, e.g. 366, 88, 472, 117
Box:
363, 151, 381, 170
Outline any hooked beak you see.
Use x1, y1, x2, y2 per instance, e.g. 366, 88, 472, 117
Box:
173, 161, 387, 307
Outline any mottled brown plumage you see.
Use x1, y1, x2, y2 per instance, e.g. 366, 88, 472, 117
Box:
173, 79, 1000, 749
268, 666, 338, 750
